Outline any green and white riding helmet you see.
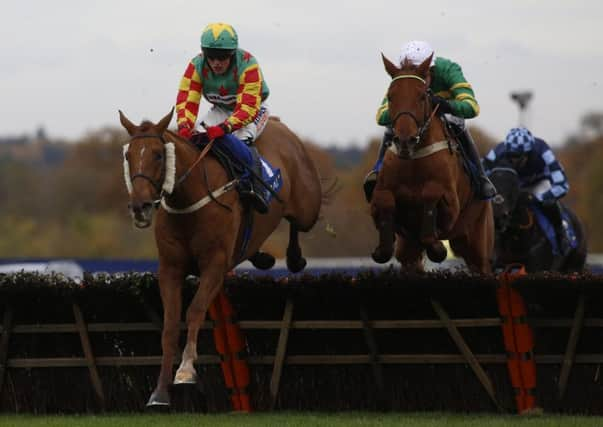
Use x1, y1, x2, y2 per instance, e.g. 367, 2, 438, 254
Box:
200, 23, 238, 59
397, 40, 436, 67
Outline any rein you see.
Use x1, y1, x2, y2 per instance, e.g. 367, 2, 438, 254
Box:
124, 133, 237, 214
173, 138, 215, 188
517, 208, 534, 230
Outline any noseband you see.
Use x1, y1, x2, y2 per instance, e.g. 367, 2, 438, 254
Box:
388, 74, 439, 148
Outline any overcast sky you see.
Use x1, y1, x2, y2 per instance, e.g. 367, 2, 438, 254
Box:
1, 0, 602, 147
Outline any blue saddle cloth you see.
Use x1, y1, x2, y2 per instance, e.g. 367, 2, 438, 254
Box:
462, 155, 482, 196
257, 156, 283, 204
530, 204, 578, 256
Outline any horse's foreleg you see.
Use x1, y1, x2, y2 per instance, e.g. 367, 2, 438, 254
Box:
174, 252, 227, 385
395, 234, 425, 272
147, 264, 184, 407
371, 189, 395, 263
286, 222, 307, 273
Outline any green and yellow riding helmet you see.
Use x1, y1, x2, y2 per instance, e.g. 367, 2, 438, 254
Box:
200, 23, 238, 60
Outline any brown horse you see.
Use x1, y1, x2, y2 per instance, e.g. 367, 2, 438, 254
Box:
120, 109, 322, 406
370, 54, 493, 273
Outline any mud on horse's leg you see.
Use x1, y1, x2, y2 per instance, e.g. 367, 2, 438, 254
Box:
174, 253, 227, 386
147, 265, 185, 407
286, 222, 307, 273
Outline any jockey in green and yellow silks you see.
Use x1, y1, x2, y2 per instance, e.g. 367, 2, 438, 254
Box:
175, 22, 271, 214
364, 40, 496, 202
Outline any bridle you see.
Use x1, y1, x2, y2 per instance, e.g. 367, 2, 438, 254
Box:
388, 74, 440, 148
124, 133, 236, 214
126, 134, 169, 196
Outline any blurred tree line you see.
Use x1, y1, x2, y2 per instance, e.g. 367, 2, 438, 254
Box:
0, 113, 601, 259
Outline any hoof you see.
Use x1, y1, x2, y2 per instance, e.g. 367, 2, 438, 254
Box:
372, 247, 393, 264
147, 389, 170, 407
249, 251, 275, 270
174, 368, 198, 385
426, 241, 447, 263
287, 256, 307, 273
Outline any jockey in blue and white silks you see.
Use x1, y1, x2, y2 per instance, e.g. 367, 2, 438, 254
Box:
483, 127, 571, 253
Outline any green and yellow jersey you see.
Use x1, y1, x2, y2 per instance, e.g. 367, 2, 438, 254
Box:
176, 49, 270, 132
376, 57, 479, 126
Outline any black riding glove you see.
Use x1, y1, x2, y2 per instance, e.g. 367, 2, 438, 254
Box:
431, 95, 453, 115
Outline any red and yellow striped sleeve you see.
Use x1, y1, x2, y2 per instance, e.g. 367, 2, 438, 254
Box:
175, 61, 203, 131
225, 63, 263, 131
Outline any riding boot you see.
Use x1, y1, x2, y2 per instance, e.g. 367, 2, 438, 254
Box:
238, 145, 269, 214
363, 127, 394, 203
459, 127, 497, 200
542, 200, 571, 255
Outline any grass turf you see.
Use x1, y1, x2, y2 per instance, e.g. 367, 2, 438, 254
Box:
0, 413, 601, 427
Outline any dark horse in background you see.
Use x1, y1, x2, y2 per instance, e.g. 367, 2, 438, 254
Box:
120, 109, 322, 407
488, 163, 587, 272
371, 54, 493, 273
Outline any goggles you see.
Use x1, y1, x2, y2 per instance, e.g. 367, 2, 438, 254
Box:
203, 48, 235, 61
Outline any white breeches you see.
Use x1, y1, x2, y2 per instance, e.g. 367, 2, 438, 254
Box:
199, 103, 270, 143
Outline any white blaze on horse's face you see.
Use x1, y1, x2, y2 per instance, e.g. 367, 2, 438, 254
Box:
122, 138, 176, 229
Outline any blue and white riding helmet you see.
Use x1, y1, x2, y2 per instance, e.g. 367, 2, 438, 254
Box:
504, 127, 535, 154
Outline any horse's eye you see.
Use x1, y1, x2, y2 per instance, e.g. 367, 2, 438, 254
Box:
124, 152, 130, 161
154, 152, 163, 161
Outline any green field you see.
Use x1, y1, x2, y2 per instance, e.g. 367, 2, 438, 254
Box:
0, 413, 601, 427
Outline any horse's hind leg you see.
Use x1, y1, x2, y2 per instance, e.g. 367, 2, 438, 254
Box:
450, 235, 492, 274
395, 235, 425, 272
249, 251, 276, 270
174, 252, 226, 385
286, 222, 307, 273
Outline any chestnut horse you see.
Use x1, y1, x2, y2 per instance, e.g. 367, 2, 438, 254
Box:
371, 54, 493, 273
120, 109, 322, 406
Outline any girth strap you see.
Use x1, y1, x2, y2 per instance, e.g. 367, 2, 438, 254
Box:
160, 179, 239, 214
390, 140, 455, 160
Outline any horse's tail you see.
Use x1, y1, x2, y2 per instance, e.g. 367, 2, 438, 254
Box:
316, 176, 341, 238
321, 176, 341, 206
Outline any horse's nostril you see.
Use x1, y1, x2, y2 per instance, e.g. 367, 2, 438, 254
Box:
129, 201, 151, 214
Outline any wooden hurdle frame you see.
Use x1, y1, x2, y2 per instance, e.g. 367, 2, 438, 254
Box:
0, 283, 598, 413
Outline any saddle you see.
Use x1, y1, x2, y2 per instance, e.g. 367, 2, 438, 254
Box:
189, 134, 282, 208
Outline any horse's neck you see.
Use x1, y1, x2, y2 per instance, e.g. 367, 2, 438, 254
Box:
168, 136, 214, 201
510, 205, 535, 234
426, 116, 448, 144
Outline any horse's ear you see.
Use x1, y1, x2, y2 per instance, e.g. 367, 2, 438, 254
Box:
156, 108, 174, 136
417, 53, 433, 78
381, 53, 399, 78
119, 110, 137, 136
